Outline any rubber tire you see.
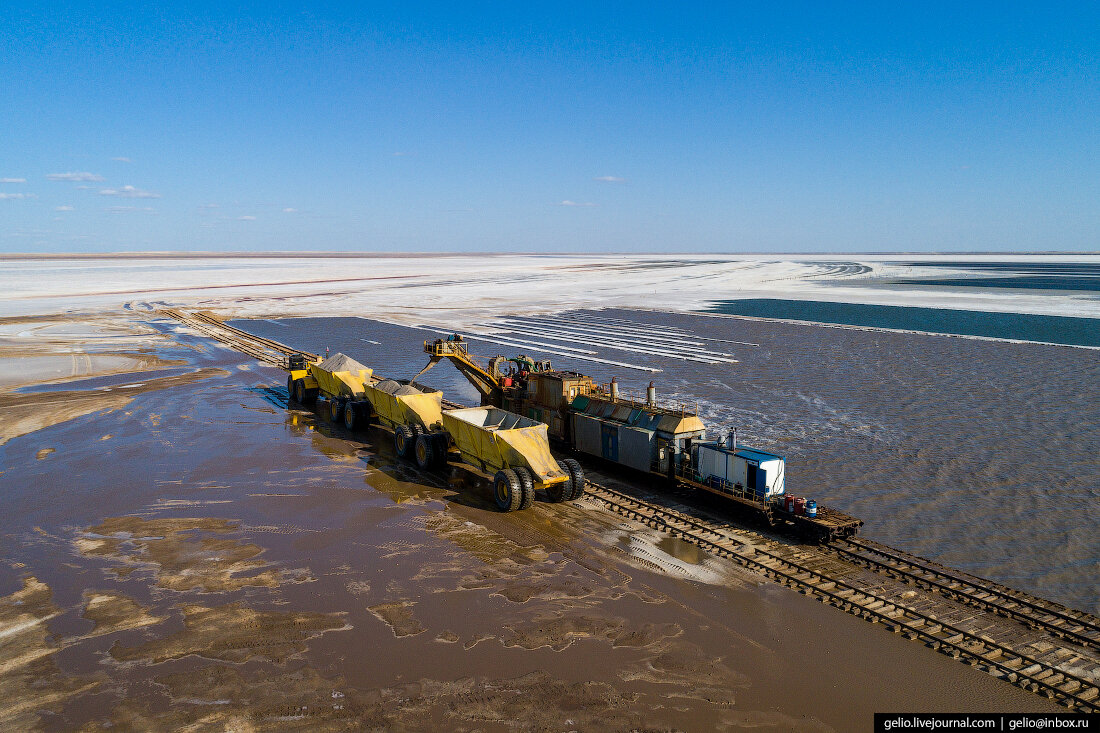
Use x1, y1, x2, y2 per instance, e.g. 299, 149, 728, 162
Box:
343, 403, 357, 431
286, 375, 296, 401
514, 467, 535, 510
329, 398, 344, 423
431, 433, 448, 467
394, 425, 415, 457
294, 379, 307, 404
414, 434, 436, 469
493, 469, 523, 512
561, 458, 585, 501
546, 465, 568, 503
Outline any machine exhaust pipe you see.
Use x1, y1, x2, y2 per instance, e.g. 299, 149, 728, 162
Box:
646, 381, 656, 407
610, 377, 619, 401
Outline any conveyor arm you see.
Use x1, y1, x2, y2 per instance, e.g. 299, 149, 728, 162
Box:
419, 339, 502, 405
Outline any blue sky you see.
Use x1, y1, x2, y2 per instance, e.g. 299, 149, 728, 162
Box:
1, 3, 1097, 253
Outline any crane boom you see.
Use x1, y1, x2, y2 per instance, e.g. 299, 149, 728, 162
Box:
418, 337, 503, 405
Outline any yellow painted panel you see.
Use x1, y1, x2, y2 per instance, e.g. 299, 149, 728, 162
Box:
495, 425, 567, 487
442, 408, 567, 486
362, 384, 443, 430
309, 366, 373, 398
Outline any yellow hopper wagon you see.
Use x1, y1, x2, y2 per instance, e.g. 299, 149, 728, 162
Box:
440, 407, 584, 512
360, 378, 446, 460
286, 352, 375, 428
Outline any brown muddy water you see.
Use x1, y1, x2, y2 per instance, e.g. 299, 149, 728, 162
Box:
0, 312, 1068, 729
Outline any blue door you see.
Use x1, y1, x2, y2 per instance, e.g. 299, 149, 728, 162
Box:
600, 423, 619, 461
747, 466, 767, 496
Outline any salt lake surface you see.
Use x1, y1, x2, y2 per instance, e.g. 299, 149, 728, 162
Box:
1, 254, 1095, 725
5, 253, 1098, 613
235, 307, 1100, 615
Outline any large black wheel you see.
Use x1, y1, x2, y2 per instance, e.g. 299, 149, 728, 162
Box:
394, 425, 415, 457
294, 379, 308, 404
286, 375, 296, 401
343, 403, 358, 431
561, 459, 585, 501
329, 398, 344, 423
493, 469, 523, 512
547, 462, 571, 502
414, 434, 437, 470
514, 467, 535, 510
431, 433, 448, 465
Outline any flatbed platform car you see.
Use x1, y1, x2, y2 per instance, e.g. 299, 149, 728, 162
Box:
682, 437, 862, 542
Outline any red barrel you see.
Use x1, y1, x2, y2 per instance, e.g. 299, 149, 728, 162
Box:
784, 495, 794, 513
794, 497, 806, 516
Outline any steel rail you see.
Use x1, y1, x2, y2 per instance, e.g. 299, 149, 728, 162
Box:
754, 548, 1099, 711
581, 480, 1098, 711
832, 538, 1100, 650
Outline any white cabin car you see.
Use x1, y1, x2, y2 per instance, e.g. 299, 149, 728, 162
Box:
693, 440, 785, 501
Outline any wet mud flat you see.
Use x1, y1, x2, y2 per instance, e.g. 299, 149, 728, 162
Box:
0, 311, 1063, 730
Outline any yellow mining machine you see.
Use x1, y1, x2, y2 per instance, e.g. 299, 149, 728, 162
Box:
418, 336, 597, 443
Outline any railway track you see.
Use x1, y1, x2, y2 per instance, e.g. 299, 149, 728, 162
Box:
751, 548, 1100, 710
160, 308, 1100, 712
581, 481, 1099, 710
160, 309, 317, 365
831, 537, 1100, 651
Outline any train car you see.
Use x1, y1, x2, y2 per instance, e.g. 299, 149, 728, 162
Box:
681, 433, 861, 541
415, 337, 863, 538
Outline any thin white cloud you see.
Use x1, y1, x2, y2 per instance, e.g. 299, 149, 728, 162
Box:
55, 205, 74, 211
559, 200, 597, 207
99, 185, 161, 199
594, 176, 625, 183
0, 192, 33, 200
238, 215, 256, 220
107, 205, 154, 213
199, 203, 219, 210
1, 177, 26, 183
47, 171, 104, 182
111, 157, 132, 163
282, 208, 297, 213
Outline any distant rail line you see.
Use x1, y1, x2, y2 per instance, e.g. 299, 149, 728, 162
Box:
160, 308, 1100, 712
159, 309, 317, 365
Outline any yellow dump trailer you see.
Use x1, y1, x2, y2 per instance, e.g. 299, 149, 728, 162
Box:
362, 379, 443, 432
441, 407, 584, 511
310, 354, 372, 399
287, 353, 374, 428
358, 379, 448, 459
